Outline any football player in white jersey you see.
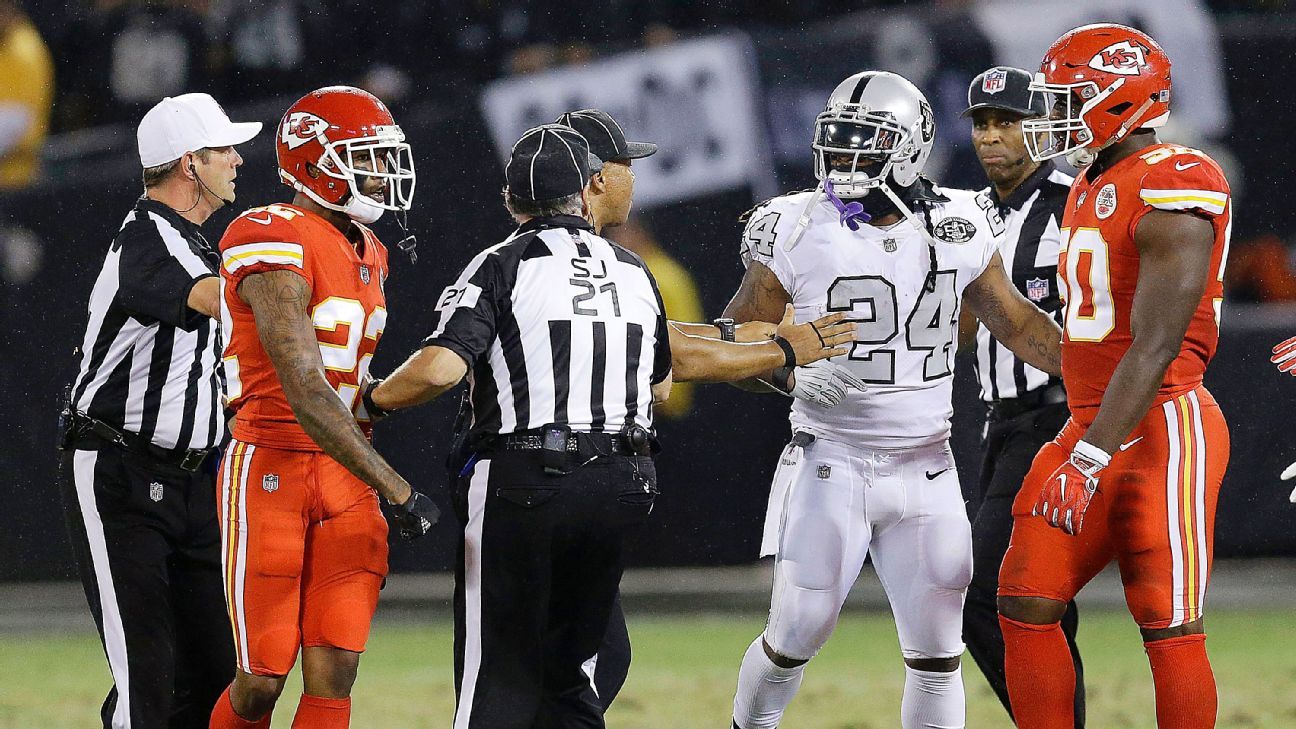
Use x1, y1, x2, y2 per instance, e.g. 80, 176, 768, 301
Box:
725, 71, 1066, 729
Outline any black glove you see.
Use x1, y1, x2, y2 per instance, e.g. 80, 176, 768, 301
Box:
393, 490, 441, 541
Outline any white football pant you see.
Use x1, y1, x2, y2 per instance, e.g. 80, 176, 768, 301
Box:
734, 434, 972, 729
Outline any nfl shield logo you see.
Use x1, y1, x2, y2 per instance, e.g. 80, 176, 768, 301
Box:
882, 238, 898, 253
262, 474, 279, 493
359, 265, 371, 285
1026, 277, 1050, 302
817, 464, 832, 479
982, 69, 1008, 95
149, 482, 164, 502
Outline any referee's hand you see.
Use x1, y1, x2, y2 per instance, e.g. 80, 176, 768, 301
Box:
775, 305, 854, 366
393, 490, 441, 541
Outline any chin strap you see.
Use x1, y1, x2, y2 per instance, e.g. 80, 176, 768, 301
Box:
395, 209, 418, 263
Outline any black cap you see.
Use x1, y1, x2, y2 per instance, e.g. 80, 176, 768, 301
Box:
961, 67, 1049, 119
505, 124, 604, 201
554, 109, 657, 164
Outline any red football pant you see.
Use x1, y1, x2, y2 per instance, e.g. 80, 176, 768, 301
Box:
218, 439, 389, 676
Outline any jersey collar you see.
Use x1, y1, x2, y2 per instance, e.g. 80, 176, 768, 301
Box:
135, 195, 203, 239
516, 214, 594, 234
989, 160, 1057, 211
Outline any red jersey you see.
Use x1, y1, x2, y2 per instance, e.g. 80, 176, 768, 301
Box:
1059, 143, 1232, 422
219, 203, 389, 450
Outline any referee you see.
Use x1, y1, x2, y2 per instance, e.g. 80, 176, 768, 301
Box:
368, 123, 673, 729
957, 67, 1085, 727
59, 93, 260, 729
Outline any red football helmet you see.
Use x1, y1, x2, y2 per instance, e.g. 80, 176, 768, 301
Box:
276, 86, 415, 223
1023, 24, 1171, 167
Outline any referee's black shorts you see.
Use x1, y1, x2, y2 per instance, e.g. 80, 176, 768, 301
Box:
451, 446, 655, 729
59, 443, 233, 729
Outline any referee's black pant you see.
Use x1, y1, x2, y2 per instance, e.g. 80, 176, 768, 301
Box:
59, 444, 234, 729
452, 448, 655, 729
964, 401, 1086, 728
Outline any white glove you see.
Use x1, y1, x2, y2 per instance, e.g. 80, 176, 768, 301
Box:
788, 361, 866, 408
1281, 461, 1296, 503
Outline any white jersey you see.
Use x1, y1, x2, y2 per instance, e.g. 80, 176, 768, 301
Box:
741, 184, 1003, 448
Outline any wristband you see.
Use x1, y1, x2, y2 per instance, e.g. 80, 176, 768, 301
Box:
773, 335, 797, 368
1072, 439, 1111, 471
712, 317, 737, 343
769, 366, 793, 393
362, 379, 392, 419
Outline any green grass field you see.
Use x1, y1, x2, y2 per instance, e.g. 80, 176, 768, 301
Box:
2, 608, 1293, 728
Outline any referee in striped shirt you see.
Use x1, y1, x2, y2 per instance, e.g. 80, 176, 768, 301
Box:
59, 94, 260, 729
367, 123, 665, 728
956, 67, 1086, 727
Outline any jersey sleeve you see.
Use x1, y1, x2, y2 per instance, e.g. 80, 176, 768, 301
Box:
739, 196, 798, 294
1130, 151, 1231, 237
116, 215, 215, 331
969, 190, 1007, 281
423, 248, 504, 367
644, 267, 673, 385
218, 210, 311, 291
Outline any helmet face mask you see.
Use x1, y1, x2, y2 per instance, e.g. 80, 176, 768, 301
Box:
277, 86, 416, 224
812, 71, 935, 198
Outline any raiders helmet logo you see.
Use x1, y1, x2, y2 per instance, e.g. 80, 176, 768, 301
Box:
982, 68, 1007, 94
280, 112, 329, 150
933, 217, 977, 244
1088, 41, 1147, 76
919, 101, 935, 145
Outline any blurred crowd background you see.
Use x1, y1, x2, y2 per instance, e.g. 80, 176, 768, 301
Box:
3, 0, 1296, 581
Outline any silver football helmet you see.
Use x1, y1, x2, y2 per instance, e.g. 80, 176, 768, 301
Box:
812, 71, 936, 197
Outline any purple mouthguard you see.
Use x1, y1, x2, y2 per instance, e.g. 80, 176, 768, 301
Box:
823, 179, 871, 231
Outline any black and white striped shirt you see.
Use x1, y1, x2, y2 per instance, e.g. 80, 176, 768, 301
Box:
70, 197, 225, 451
426, 215, 671, 444
974, 161, 1072, 402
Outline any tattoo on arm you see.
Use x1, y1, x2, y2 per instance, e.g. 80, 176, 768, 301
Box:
238, 270, 411, 504
723, 262, 790, 324
965, 255, 1063, 376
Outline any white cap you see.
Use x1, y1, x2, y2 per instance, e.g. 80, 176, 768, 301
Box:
136, 93, 262, 168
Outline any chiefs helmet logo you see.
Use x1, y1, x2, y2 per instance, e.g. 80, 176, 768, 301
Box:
280, 112, 329, 150
1088, 41, 1147, 76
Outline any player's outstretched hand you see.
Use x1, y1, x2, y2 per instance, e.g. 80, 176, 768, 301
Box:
1280, 460, 1296, 503
1271, 336, 1296, 375
393, 490, 441, 541
788, 360, 866, 408
775, 304, 855, 365
1033, 441, 1110, 535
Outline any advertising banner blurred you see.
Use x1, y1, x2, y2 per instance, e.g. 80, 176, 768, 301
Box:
480, 34, 777, 208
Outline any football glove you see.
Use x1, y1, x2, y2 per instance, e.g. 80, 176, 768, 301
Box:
1281, 461, 1296, 503
393, 490, 441, 541
788, 361, 867, 408
1272, 336, 1296, 375
1033, 440, 1111, 535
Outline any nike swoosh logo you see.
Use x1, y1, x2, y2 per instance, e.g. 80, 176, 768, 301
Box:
925, 467, 952, 480
1175, 161, 1200, 171
1119, 436, 1144, 452
246, 213, 274, 225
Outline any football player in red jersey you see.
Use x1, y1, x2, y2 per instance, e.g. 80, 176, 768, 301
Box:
996, 24, 1232, 729
208, 86, 439, 729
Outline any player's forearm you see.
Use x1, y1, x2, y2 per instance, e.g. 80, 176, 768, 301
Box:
282, 374, 412, 504
1003, 308, 1062, 376
1081, 341, 1179, 454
